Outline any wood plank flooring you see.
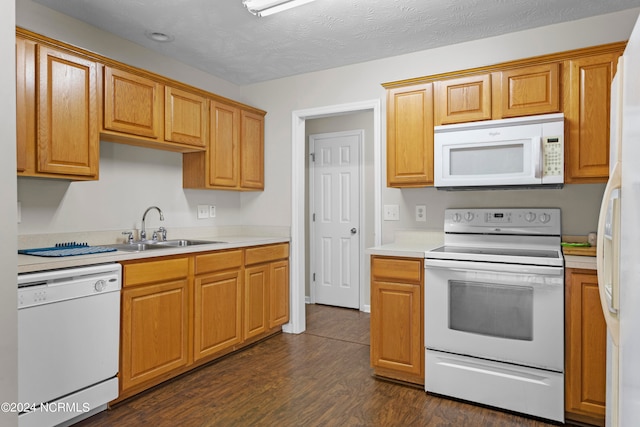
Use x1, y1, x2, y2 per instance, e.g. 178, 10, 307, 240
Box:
76, 304, 562, 427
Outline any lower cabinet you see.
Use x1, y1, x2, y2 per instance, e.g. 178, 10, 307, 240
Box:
120, 257, 190, 394
193, 249, 244, 361
244, 243, 290, 339
565, 268, 607, 426
370, 255, 424, 385
117, 243, 290, 402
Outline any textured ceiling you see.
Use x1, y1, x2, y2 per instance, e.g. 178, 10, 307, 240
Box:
33, 0, 640, 85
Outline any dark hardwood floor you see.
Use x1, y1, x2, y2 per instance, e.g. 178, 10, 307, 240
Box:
76, 304, 561, 427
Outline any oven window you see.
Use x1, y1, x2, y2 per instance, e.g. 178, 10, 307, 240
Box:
448, 280, 533, 341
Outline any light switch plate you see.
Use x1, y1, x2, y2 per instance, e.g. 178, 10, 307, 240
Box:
209, 205, 216, 218
415, 205, 426, 222
197, 205, 209, 219
383, 204, 399, 221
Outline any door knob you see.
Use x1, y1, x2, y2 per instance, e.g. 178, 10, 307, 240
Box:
350, 228, 357, 235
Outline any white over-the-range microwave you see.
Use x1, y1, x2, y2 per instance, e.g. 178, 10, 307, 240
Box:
434, 113, 564, 190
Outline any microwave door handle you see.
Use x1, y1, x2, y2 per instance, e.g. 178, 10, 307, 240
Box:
534, 137, 542, 179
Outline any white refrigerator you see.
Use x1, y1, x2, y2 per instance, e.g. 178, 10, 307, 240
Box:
597, 14, 640, 427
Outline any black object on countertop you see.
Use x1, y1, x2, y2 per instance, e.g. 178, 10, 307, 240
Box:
18, 242, 117, 257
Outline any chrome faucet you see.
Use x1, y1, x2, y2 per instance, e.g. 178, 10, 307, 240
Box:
141, 206, 164, 240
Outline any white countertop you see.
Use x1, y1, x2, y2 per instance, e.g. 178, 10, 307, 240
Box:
564, 255, 597, 270
366, 231, 444, 258
18, 235, 289, 274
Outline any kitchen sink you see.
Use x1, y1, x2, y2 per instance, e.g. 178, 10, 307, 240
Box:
103, 242, 170, 252
148, 239, 226, 247
104, 239, 225, 252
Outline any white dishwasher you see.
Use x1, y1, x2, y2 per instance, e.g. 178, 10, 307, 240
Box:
18, 263, 121, 427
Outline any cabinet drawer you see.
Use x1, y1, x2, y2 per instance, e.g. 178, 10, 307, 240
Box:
194, 249, 243, 275
245, 243, 289, 265
371, 256, 423, 284
123, 257, 189, 287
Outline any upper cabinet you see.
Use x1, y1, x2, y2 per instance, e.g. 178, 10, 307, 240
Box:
17, 35, 99, 180
384, 42, 625, 188
164, 86, 208, 148
16, 27, 265, 190
433, 63, 560, 126
498, 63, 560, 118
102, 66, 163, 140
434, 74, 491, 125
15, 36, 34, 175
240, 110, 265, 190
387, 83, 434, 187
564, 52, 621, 183
182, 101, 265, 191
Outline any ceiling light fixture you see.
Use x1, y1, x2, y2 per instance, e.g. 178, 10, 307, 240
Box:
144, 31, 174, 43
243, 0, 317, 17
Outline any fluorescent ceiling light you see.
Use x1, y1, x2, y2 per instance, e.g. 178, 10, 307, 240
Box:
243, 0, 317, 17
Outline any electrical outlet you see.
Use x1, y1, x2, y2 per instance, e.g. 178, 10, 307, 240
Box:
209, 205, 216, 218
197, 205, 209, 219
17, 201, 21, 224
383, 204, 399, 221
415, 205, 426, 222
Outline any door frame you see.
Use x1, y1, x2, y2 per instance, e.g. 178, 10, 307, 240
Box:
285, 99, 382, 334
308, 129, 365, 308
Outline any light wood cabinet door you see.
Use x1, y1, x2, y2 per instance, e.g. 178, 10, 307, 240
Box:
371, 280, 423, 380
434, 74, 491, 125
370, 256, 424, 384
269, 260, 290, 328
240, 109, 265, 190
37, 45, 99, 177
120, 279, 189, 392
498, 63, 560, 118
244, 264, 268, 340
16, 36, 35, 174
209, 101, 240, 188
386, 83, 434, 187
565, 269, 606, 426
194, 270, 242, 361
564, 52, 622, 183
103, 66, 163, 139
165, 86, 207, 148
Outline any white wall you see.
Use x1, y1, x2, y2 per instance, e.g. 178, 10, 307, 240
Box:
18, 143, 242, 235
241, 9, 639, 242
1, 2, 18, 425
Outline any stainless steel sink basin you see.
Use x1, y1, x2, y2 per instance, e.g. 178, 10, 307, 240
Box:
149, 239, 226, 247
104, 242, 170, 252
104, 239, 225, 252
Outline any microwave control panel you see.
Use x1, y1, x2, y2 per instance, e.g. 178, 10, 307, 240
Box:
543, 136, 563, 177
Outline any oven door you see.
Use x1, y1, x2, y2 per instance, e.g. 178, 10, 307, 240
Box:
425, 258, 564, 371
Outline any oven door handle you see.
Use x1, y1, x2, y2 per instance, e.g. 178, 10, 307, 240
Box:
425, 258, 563, 276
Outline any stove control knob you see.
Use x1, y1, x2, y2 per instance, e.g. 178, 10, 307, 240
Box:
525, 212, 536, 222
452, 213, 462, 223
94, 279, 106, 292
539, 213, 551, 223
464, 212, 474, 222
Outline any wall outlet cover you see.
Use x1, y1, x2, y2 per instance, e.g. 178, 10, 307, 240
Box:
383, 204, 400, 221
415, 205, 426, 222
197, 205, 209, 219
209, 205, 216, 218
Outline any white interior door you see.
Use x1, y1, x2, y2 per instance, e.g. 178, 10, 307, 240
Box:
310, 131, 362, 309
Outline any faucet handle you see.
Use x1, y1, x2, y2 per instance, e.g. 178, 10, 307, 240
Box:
158, 226, 167, 241
122, 231, 134, 244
